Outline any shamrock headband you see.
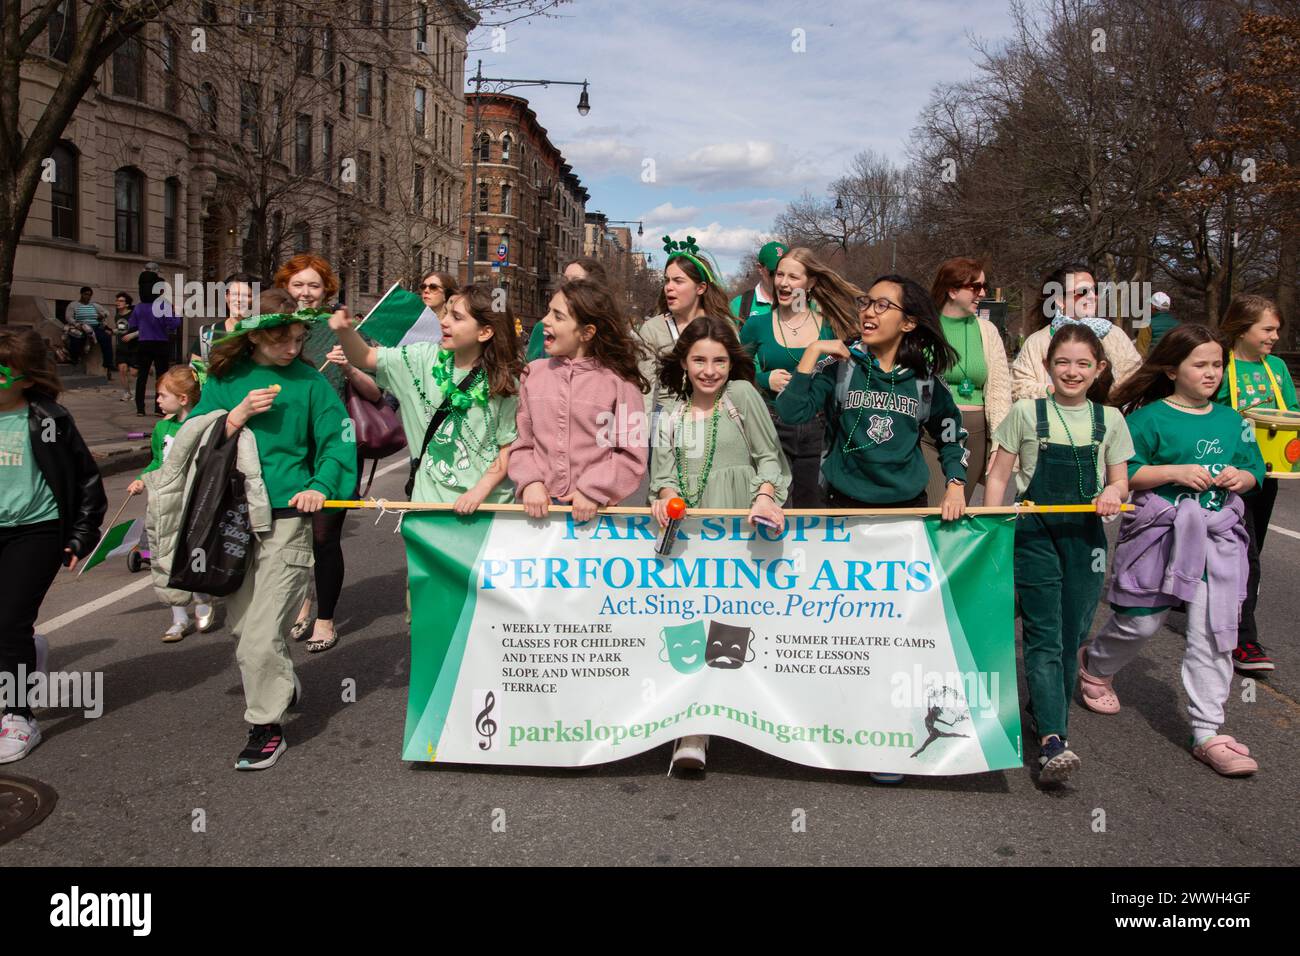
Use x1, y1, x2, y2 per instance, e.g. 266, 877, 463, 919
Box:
221, 307, 334, 339
662, 235, 720, 286
0, 363, 26, 389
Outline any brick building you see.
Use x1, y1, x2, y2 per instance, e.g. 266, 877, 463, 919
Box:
461, 93, 588, 323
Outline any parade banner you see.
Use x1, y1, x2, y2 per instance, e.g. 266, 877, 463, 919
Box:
401, 510, 1023, 775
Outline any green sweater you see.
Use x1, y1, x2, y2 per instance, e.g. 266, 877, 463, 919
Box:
775, 350, 970, 503
190, 356, 358, 507
939, 313, 987, 404
139, 415, 185, 478
739, 310, 836, 397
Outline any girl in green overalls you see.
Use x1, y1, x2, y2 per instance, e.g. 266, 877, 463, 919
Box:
984, 324, 1132, 783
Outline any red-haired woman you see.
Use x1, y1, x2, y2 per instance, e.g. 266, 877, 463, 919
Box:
923, 258, 1012, 502
273, 254, 381, 653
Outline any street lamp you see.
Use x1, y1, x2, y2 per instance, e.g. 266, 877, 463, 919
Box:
605, 218, 644, 237
466, 60, 593, 285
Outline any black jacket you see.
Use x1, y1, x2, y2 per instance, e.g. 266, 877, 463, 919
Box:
26, 398, 107, 561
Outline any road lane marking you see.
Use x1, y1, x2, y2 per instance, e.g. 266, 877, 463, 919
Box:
37, 577, 154, 633
1272, 525, 1300, 542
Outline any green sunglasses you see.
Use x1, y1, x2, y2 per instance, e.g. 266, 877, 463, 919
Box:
0, 364, 27, 389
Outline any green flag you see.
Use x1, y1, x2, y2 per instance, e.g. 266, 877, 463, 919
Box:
80, 518, 143, 573
359, 283, 442, 347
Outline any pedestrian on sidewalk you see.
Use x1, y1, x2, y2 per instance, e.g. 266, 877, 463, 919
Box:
64, 287, 112, 380
113, 292, 138, 401
129, 272, 179, 417
0, 328, 107, 764
190, 273, 260, 367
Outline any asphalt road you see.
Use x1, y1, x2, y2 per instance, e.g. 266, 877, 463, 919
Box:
6, 461, 1298, 867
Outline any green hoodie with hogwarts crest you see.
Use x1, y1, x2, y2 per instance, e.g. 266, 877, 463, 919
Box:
775, 347, 970, 504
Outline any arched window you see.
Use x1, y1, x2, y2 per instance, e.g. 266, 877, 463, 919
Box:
50, 141, 78, 241
293, 221, 310, 253
501, 133, 512, 162
501, 184, 512, 215
199, 83, 218, 131
476, 132, 490, 163
114, 167, 144, 253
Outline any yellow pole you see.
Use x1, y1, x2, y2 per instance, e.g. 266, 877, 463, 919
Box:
323, 500, 1134, 517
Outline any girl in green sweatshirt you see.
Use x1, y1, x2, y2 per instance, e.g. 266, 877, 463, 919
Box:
188, 289, 357, 771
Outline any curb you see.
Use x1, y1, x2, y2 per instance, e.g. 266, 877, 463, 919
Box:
92, 445, 153, 478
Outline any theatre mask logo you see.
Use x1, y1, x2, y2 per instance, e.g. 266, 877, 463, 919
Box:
705, 621, 756, 669
659, 621, 706, 674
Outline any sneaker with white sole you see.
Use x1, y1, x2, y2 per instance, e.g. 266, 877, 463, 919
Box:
235, 724, 285, 770
0, 713, 42, 764
670, 735, 708, 771
1037, 735, 1081, 783
162, 620, 193, 643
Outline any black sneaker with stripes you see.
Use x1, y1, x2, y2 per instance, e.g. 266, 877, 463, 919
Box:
235, 724, 286, 770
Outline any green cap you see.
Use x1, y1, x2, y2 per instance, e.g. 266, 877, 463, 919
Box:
757, 241, 789, 273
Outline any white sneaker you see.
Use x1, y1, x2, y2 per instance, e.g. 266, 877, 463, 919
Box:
194, 603, 217, 633
671, 735, 708, 771
162, 620, 193, 643
0, 713, 42, 763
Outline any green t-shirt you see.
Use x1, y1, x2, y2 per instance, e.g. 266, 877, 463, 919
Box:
375, 342, 519, 504
739, 310, 836, 397
939, 314, 987, 405
190, 356, 358, 507
992, 398, 1134, 498
729, 290, 773, 324
139, 415, 185, 478
1215, 352, 1299, 413
526, 322, 547, 364
0, 406, 59, 526
1125, 400, 1265, 511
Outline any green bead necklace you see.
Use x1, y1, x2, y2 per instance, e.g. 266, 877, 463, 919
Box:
403, 346, 498, 469
673, 398, 721, 507
842, 356, 900, 453
1048, 396, 1100, 499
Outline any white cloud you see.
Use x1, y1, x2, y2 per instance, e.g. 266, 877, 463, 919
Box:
641, 202, 700, 228
555, 137, 640, 176
715, 198, 787, 218
663, 223, 771, 258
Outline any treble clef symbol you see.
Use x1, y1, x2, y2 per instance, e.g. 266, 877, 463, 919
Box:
475, 692, 498, 751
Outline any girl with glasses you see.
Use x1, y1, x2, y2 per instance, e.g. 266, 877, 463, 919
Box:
923, 258, 1012, 504
1011, 263, 1142, 402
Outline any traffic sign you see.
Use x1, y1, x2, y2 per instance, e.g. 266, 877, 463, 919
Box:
496, 242, 508, 262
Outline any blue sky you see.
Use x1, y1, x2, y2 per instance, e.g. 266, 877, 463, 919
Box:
468, 0, 1017, 276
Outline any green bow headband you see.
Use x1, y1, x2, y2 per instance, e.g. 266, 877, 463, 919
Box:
662, 235, 719, 286
0, 363, 26, 389
221, 307, 333, 338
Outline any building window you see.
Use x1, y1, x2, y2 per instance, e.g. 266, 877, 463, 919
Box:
322, 27, 335, 73
357, 63, 372, 116
379, 156, 388, 209
359, 0, 373, 26
501, 134, 512, 162
322, 121, 334, 183
295, 27, 314, 75
478, 182, 488, 213
476, 234, 488, 262
240, 82, 261, 148
114, 167, 144, 254
338, 64, 348, 115
161, 29, 178, 112
378, 249, 385, 289
360, 248, 371, 294
163, 178, 179, 260
201, 1, 218, 23
413, 165, 425, 212
476, 132, 490, 163
199, 83, 218, 130
112, 35, 144, 100
417, 4, 428, 44
295, 114, 312, 175
414, 87, 426, 135
502, 185, 512, 215
380, 70, 389, 123
50, 141, 77, 241
48, 1, 75, 63
293, 222, 310, 253
322, 227, 333, 262
269, 97, 283, 159
358, 150, 372, 200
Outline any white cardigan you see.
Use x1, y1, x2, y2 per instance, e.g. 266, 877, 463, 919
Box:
1011, 324, 1143, 401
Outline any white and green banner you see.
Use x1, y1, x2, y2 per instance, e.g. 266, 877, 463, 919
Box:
402, 511, 1023, 775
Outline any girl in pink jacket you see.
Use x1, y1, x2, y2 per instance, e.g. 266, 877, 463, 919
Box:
509, 280, 650, 521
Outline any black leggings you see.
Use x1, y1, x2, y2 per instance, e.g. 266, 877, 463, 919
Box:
1238, 477, 1279, 648
135, 341, 171, 414
0, 520, 64, 718
312, 508, 347, 620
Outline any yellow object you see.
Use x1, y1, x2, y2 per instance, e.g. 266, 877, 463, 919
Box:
1245, 407, 1300, 474
269, 383, 282, 393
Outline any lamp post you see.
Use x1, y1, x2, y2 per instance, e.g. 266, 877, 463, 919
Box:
466, 60, 592, 289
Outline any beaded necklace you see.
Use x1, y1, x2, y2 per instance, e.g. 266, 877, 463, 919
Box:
673, 395, 721, 507
842, 352, 900, 453
402, 346, 498, 469
1163, 396, 1211, 410
1048, 395, 1100, 499
775, 303, 820, 363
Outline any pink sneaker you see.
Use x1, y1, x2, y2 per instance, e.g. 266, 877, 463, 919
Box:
1078, 645, 1120, 714
1192, 735, 1258, 777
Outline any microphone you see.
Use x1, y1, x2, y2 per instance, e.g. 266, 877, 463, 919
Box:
655, 497, 687, 556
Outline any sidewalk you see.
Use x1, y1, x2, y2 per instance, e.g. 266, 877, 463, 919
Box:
60, 373, 158, 478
